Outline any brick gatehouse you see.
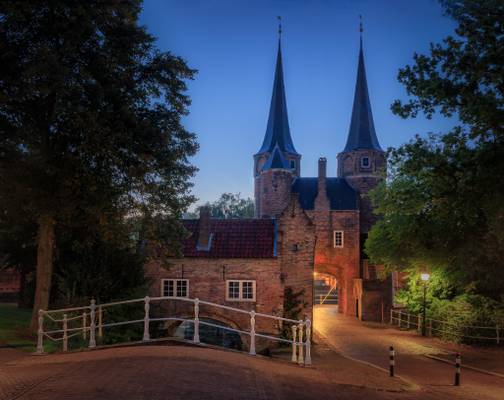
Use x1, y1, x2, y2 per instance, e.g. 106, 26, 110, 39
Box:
146, 29, 393, 334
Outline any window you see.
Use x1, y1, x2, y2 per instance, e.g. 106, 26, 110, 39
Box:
290, 160, 296, 170
333, 231, 344, 248
226, 280, 256, 301
361, 157, 370, 168
161, 279, 189, 298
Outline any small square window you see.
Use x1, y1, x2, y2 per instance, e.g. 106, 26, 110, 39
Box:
333, 231, 344, 248
228, 281, 240, 299
226, 280, 256, 301
290, 160, 296, 169
242, 281, 254, 299
162, 279, 188, 298
361, 157, 370, 168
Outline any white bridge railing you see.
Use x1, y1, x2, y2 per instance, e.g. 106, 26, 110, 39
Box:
390, 309, 502, 344
36, 296, 312, 365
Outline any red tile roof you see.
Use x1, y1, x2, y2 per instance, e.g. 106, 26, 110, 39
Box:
181, 219, 276, 258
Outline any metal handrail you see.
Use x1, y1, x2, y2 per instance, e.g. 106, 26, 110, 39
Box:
35, 296, 312, 365
320, 284, 337, 305
390, 309, 502, 344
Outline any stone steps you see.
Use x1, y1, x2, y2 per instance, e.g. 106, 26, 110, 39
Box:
314, 282, 338, 305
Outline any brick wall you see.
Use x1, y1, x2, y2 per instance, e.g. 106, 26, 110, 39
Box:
337, 149, 386, 233
277, 195, 316, 322
145, 257, 283, 335
257, 169, 293, 218
308, 208, 360, 317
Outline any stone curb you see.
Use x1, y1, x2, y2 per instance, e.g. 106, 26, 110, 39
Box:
424, 354, 504, 380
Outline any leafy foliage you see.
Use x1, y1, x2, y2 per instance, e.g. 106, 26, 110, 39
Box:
396, 270, 504, 343
186, 193, 255, 219
280, 287, 306, 341
0, 1, 198, 315
392, 0, 504, 141
366, 0, 504, 302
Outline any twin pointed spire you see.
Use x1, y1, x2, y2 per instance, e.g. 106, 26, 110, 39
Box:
256, 17, 299, 158
344, 16, 383, 152
257, 16, 382, 170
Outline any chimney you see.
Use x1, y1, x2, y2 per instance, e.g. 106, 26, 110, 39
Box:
315, 157, 328, 209
318, 157, 327, 188
197, 206, 211, 250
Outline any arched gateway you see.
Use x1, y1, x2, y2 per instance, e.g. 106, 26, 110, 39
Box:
253, 24, 391, 321
146, 24, 392, 333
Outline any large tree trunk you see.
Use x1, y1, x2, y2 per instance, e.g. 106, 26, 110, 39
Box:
30, 214, 56, 330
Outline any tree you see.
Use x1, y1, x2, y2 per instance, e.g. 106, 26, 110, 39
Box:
0, 1, 198, 328
366, 0, 504, 301
186, 193, 255, 219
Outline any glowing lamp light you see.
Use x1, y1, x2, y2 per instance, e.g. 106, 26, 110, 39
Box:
420, 273, 431, 282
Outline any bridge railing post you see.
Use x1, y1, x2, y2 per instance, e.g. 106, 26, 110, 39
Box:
82, 311, 87, 340
89, 299, 96, 348
297, 320, 304, 365
291, 324, 297, 363
249, 310, 256, 356
193, 298, 200, 343
98, 306, 103, 339
63, 313, 68, 352
36, 309, 44, 354
304, 318, 312, 366
143, 296, 150, 341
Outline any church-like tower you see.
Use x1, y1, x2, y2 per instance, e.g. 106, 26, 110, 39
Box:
254, 29, 300, 218
337, 32, 386, 232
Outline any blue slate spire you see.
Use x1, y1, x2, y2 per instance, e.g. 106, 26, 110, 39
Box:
262, 144, 289, 170
343, 36, 383, 152
256, 38, 299, 156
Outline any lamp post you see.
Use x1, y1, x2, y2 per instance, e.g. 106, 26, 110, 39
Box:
420, 272, 430, 336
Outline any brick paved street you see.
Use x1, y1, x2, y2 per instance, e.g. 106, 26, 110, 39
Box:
1, 308, 503, 400
314, 305, 504, 400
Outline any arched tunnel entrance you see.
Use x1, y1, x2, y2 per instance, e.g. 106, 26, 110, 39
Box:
172, 318, 243, 351
313, 272, 338, 306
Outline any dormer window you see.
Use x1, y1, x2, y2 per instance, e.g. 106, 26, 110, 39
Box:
361, 157, 370, 168
290, 160, 296, 170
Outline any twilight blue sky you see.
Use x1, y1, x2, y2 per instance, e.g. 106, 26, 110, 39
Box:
140, 0, 457, 207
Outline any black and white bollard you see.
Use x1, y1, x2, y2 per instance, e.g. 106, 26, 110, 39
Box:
454, 353, 461, 386
389, 346, 395, 377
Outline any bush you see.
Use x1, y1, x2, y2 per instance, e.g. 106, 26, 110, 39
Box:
396, 270, 504, 344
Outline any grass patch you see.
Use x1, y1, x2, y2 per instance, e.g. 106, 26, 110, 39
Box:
0, 303, 60, 353
0, 303, 34, 349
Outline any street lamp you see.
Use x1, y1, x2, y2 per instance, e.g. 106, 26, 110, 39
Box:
420, 272, 430, 336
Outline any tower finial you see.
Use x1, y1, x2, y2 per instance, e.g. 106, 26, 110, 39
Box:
277, 16, 282, 38
359, 14, 363, 36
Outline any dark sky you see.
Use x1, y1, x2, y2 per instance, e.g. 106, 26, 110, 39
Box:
140, 0, 457, 205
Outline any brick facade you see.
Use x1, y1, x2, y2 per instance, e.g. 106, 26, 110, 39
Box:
145, 257, 283, 334
255, 169, 294, 219
145, 199, 315, 345
254, 153, 390, 322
